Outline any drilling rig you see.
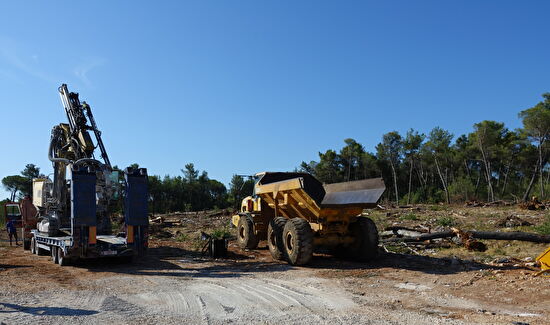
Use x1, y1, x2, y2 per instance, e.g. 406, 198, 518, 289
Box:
21, 84, 149, 265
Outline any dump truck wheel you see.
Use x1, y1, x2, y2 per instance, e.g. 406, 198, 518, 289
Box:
283, 218, 313, 265
30, 237, 36, 254
349, 217, 379, 261
237, 216, 259, 249
268, 217, 287, 260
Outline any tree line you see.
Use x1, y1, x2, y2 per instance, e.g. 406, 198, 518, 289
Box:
3, 93, 549, 211
301, 93, 550, 204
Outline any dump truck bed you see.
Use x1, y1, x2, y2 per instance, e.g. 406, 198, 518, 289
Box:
254, 173, 385, 223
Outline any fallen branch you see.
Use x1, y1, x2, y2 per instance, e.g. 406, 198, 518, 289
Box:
382, 230, 550, 243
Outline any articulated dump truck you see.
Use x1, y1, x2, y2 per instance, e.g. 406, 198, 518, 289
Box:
232, 172, 385, 265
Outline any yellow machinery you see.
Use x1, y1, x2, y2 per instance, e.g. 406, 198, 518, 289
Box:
231, 172, 385, 265
535, 247, 550, 276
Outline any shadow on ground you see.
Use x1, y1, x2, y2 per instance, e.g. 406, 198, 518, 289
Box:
74, 245, 293, 278
306, 251, 530, 275
0, 303, 98, 316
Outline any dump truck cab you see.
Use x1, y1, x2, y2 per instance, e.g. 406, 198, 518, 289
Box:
232, 172, 385, 265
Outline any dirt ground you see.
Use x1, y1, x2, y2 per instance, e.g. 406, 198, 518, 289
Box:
1, 205, 549, 324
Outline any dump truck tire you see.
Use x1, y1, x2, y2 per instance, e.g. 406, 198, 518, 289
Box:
283, 218, 313, 265
349, 217, 379, 261
237, 216, 259, 249
268, 217, 287, 260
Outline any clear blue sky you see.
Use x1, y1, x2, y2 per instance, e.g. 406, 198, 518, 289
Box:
1, 1, 549, 198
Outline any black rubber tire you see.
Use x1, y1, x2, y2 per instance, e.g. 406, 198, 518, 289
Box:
30, 237, 36, 254
23, 239, 31, 251
37, 244, 48, 256
237, 216, 259, 249
57, 248, 70, 266
282, 218, 313, 265
51, 246, 59, 264
268, 217, 287, 260
348, 217, 379, 261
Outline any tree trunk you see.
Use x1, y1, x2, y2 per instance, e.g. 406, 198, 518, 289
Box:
407, 159, 413, 205
523, 164, 539, 201
434, 156, 450, 204
538, 143, 545, 199
501, 163, 510, 198
390, 161, 399, 205
478, 137, 494, 202
383, 230, 550, 243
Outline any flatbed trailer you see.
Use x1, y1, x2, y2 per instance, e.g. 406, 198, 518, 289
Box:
30, 230, 141, 265
26, 167, 149, 266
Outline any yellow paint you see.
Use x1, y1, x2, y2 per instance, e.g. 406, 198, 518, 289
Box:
537, 247, 550, 270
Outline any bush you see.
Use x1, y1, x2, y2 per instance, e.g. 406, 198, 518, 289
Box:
535, 216, 550, 235
211, 227, 231, 239
448, 177, 476, 202
436, 216, 455, 227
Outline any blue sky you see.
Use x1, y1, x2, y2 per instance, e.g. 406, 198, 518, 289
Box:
1, 1, 549, 198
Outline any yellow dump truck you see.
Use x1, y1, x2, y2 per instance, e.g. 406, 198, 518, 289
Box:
231, 172, 385, 265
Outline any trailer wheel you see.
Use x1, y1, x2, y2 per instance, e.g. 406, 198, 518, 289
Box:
30, 237, 36, 254
51, 246, 59, 264
237, 216, 259, 249
283, 218, 313, 265
268, 217, 287, 260
349, 217, 379, 261
57, 248, 70, 266
34, 239, 47, 256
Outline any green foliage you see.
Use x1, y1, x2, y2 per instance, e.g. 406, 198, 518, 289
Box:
210, 227, 231, 239
534, 216, 550, 235
227, 175, 254, 209
436, 216, 455, 227
400, 213, 419, 221
448, 177, 476, 202
2, 163, 41, 200
148, 163, 230, 213
176, 233, 189, 242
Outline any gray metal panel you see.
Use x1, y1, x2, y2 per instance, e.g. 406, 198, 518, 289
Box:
323, 178, 385, 193
321, 188, 386, 207
321, 178, 385, 207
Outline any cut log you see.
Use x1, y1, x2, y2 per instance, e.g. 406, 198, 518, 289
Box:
382, 230, 550, 244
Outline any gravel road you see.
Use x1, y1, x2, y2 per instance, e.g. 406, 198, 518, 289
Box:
0, 257, 473, 325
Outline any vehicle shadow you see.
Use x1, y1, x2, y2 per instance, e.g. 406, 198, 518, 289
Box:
307, 251, 531, 275
0, 302, 98, 316
80, 246, 294, 278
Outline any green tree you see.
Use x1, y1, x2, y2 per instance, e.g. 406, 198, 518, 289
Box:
376, 131, 403, 204
2, 175, 29, 200
402, 129, 425, 204
470, 121, 509, 201
228, 175, 255, 209
425, 127, 453, 204
519, 93, 550, 199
